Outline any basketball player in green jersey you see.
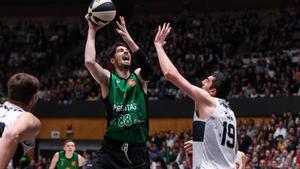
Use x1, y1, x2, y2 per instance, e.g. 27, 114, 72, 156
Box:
84, 15, 153, 169
49, 140, 86, 169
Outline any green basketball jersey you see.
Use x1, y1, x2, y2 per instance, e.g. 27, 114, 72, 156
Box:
104, 72, 149, 143
56, 151, 79, 169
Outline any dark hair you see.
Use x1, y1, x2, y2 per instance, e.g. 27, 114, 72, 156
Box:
64, 140, 75, 146
7, 73, 39, 104
108, 42, 131, 59
211, 71, 231, 99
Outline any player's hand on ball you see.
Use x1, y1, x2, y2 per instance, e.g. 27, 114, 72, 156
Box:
115, 16, 133, 43
183, 140, 193, 154
154, 23, 172, 47
85, 14, 104, 32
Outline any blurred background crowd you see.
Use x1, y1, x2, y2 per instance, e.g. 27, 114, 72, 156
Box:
1, 10, 300, 102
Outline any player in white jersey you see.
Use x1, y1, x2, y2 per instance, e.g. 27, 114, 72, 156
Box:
154, 23, 237, 169
0, 73, 41, 169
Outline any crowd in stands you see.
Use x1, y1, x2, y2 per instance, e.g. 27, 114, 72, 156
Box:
1, 10, 300, 102
18, 111, 300, 169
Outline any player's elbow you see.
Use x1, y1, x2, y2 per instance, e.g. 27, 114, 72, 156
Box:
164, 69, 179, 81
84, 60, 95, 69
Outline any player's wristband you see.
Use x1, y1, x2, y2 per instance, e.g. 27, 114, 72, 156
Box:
134, 49, 153, 81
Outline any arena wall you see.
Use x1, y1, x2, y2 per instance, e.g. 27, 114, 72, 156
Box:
37, 117, 271, 140
33, 97, 300, 118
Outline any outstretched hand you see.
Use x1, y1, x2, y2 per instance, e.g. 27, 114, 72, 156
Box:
154, 23, 172, 47
85, 14, 104, 32
116, 16, 133, 43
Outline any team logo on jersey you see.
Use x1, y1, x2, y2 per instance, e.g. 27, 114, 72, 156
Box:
127, 79, 136, 87
72, 161, 77, 166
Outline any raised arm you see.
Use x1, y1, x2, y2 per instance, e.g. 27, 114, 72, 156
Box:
154, 23, 214, 106
84, 15, 110, 96
115, 16, 139, 52
0, 113, 41, 169
116, 16, 153, 86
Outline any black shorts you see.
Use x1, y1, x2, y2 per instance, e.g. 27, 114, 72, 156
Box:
89, 139, 150, 169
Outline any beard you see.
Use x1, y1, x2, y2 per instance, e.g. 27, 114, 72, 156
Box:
113, 59, 131, 71
118, 63, 130, 70
120, 63, 130, 69
119, 60, 131, 69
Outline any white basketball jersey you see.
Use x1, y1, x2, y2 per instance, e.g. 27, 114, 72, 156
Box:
0, 101, 35, 169
192, 98, 237, 169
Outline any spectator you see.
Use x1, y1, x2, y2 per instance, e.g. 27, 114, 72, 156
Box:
273, 121, 287, 139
